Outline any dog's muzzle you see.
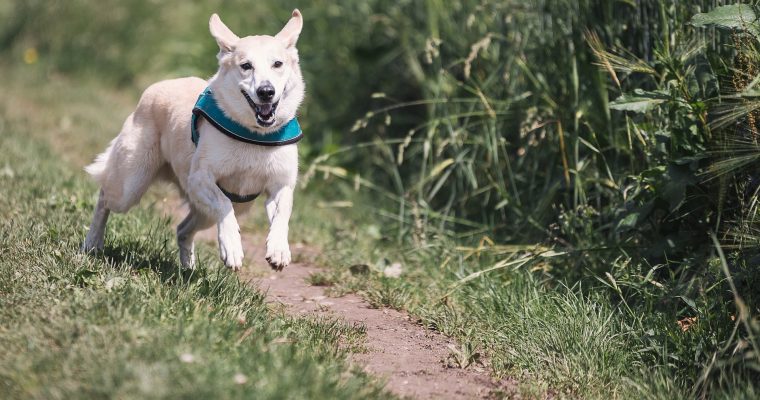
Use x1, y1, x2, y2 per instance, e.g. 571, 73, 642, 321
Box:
241, 90, 279, 127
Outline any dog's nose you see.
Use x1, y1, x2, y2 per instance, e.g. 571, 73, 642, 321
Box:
256, 83, 275, 102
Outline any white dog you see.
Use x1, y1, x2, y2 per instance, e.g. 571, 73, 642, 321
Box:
82, 10, 305, 271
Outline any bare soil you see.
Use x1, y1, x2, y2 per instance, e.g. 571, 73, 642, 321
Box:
161, 200, 497, 399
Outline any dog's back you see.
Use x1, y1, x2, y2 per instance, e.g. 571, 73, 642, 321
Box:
85, 77, 206, 212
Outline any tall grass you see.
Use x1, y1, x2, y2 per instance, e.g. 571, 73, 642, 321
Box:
302, 0, 760, 396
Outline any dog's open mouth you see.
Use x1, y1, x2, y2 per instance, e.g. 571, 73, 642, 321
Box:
241, 90, 278, 127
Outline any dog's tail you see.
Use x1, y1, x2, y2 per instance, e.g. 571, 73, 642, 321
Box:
84, 139, 115, 185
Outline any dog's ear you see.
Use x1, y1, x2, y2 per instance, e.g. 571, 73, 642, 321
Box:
275, 9, 303, 49
209, 14, 239, 54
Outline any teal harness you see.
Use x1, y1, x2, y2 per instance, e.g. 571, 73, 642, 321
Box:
190, 88, 302, 203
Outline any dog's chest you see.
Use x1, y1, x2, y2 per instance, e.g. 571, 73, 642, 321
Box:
211, 140, 298, 196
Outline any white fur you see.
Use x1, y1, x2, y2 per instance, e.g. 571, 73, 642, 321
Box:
82, 10, 305, 271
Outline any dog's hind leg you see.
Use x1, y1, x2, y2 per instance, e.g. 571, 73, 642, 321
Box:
86, 111, 165, 214
177, 207, 214, 268
83, 108, 165, 255
82, 189, 110, 252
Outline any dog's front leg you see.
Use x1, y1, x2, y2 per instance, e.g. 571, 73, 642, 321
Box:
265, 185, 294, 270
187, 169, 244, 270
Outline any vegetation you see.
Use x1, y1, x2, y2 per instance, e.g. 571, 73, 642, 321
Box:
2, 0, 760, 398
0, 71, 391, 399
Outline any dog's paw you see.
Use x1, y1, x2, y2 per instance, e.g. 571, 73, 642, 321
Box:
265, 239, 291, 271
179, 242, 196, 269
80, 242, 96, 254
218, 224, 244, 271
80, 235, 104, 254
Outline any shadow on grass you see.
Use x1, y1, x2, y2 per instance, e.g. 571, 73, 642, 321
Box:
100, 244, 198, 284
78, 217, 256, 304
90, 219, 200, 284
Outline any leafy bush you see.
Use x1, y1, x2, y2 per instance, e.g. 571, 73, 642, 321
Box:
304, 0, 760, 394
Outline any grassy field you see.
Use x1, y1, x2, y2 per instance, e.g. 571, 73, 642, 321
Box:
0, 66, 392, 399
2, 1, 760, 399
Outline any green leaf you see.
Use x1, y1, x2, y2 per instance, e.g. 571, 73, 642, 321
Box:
691, 5, 760, 39
616, 201, 655, 233
676, 295, 698, 312
74, 269, 99, 287
610, 93, 666, 113
616, 212, 640, 231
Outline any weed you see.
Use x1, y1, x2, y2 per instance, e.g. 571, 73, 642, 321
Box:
306, 271, 337, 287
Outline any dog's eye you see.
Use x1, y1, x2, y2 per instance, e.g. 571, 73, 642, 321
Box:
240, 62, 253, 71
273, 61, 283, 68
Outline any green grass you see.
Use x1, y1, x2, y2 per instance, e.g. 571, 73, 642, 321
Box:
283, 1, 760, 397
286, 196, 760, 399
3, 1, 760, 398
0, 68, 392, 400
279, 167, 760, 398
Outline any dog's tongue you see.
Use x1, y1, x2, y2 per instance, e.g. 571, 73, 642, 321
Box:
258, 103, 274, 116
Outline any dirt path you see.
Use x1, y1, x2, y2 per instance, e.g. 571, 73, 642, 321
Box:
161, 200, 496, 399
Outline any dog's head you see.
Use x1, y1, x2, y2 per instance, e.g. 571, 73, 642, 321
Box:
208, 10, 304, 132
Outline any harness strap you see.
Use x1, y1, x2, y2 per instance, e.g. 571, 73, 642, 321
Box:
191, 88, 303, 146
190, 88, 303, 203
218, 185, 259, 203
